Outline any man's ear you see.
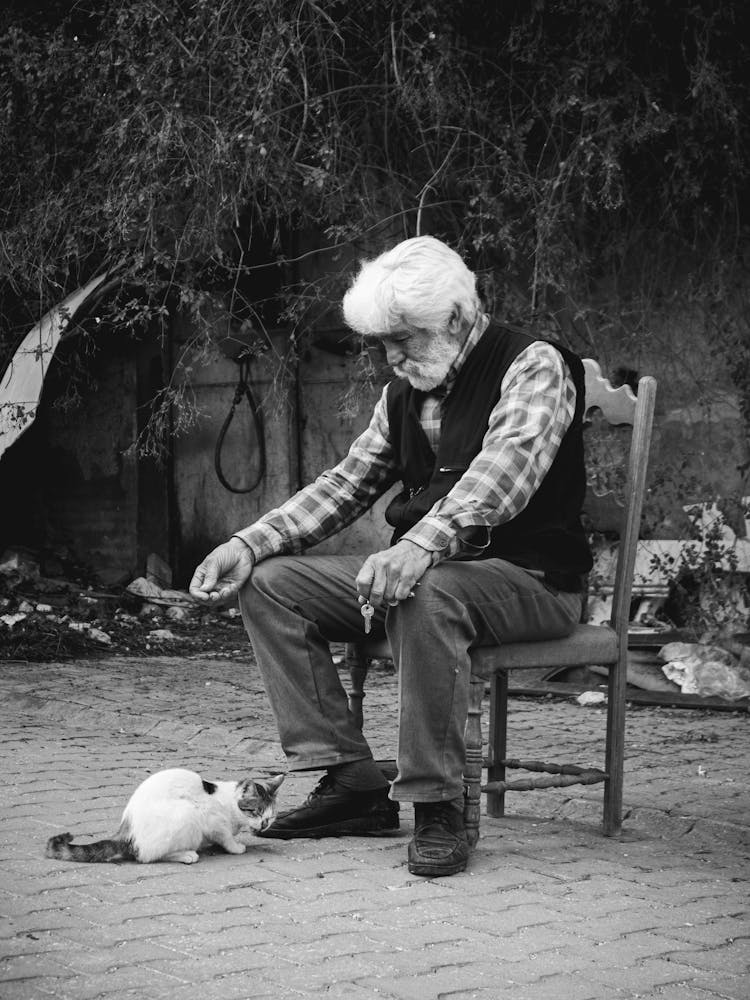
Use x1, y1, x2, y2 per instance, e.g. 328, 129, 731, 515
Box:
447, 306, 466, 338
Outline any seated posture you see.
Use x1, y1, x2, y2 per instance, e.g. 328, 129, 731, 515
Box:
190, 235, 592, 877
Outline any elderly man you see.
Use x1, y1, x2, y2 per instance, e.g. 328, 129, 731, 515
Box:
190, 235, 592, 877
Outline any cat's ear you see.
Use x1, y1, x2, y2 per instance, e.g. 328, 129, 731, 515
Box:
238, 773, 284, 799
248, 773, 284, 797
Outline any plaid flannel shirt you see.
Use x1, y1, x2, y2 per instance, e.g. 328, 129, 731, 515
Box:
233, 319, 576, 565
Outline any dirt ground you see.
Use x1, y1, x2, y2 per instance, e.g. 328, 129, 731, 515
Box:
0, 566, 250, 662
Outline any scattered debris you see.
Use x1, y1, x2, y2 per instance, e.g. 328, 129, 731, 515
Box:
1, 613, 26, 629
0, 548, 40, 587
165, 605, 191, 622
576, 691, 607, 707
126, 576, 192, 606
148, 628, 181, 642
68, 622, 112, 645
659, 641, 750, 701
0, 546, 248, 661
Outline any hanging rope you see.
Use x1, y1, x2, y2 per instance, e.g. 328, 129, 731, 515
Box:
214, 356, 267, 494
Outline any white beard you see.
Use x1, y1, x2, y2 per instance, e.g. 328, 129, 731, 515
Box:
393, 332, 461, 390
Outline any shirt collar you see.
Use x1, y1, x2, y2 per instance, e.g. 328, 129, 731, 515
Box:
442, 312, 490, 395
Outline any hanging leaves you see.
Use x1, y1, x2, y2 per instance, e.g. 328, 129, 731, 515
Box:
0, 0, 748, 443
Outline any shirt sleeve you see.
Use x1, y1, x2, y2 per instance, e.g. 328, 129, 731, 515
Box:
232, 386, 398, 563
400, 341, 577, 560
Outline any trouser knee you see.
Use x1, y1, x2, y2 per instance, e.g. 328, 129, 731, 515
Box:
238, 557, 290, 619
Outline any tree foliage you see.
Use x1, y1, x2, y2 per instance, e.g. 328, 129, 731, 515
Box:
1, 0, 749, 442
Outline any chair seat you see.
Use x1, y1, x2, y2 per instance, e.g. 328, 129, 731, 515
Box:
471, 623, 618, 676
355, 622, 618, 677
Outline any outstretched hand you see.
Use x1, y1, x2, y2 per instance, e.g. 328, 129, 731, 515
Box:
356, 539, 432, 608
189, 537, 255, 605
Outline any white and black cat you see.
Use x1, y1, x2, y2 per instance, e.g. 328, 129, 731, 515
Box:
45, 768, 284, 864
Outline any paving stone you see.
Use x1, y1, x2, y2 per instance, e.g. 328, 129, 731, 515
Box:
663, 939, 750, 976
496, 973, 621, 1000
1, 655, 749, 1000
585, 956, 708, 991
644, 987, 742, 1000
668, 972, 750, 1000
662, 913, 750, 945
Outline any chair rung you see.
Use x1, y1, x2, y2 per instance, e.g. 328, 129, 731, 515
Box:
484, 769, 607, 793
503, 758, 603, 777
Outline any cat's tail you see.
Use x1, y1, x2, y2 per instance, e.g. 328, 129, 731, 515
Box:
45, 831, 135, 863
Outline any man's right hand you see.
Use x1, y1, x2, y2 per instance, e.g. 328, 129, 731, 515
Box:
189, 537, 255, 605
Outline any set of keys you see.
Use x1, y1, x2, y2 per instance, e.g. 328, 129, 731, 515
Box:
359, 587, 416, 632
360, 600, 375, 635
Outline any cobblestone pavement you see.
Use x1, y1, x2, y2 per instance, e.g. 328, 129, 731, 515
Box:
1, 654, 748, 1000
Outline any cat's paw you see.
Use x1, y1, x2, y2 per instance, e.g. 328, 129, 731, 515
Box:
224, 841, 247, 855
163, 850, 200, 864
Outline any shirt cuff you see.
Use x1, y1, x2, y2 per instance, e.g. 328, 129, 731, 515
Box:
400, 521, 453, 558
231, 523, 286, 565
401, 521, 491, 565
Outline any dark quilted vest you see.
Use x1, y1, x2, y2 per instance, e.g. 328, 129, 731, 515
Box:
384, 323, 592, 588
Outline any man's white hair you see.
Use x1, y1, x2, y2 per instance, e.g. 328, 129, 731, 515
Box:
342, 235, 480, 336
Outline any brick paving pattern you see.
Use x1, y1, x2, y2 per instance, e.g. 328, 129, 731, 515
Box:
1, 654, 748, 999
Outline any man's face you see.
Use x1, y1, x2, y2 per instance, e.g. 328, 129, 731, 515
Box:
374, 323, 462, 391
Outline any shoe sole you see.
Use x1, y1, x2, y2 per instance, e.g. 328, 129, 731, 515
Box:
408, 857, 468, 877
259, 813, 400, 840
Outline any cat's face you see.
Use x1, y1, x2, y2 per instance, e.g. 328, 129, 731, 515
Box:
235, 774, 284, 833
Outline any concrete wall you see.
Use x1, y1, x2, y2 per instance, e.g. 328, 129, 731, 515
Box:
172, 326, 395, 585
171, 334, 298, 583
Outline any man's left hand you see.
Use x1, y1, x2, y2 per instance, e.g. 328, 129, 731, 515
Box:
356, 539, 433, 607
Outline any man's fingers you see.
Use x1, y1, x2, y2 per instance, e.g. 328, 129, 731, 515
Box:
189, 560, 220, 601
355, 558, 376, 602
189, 540, 256, 607
357, 543, 429, 607
370, 562, 392, 606
392, 579, 415, 603
189, 568, 207, 599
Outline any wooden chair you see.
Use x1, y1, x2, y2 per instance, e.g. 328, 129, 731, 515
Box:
345, 358, 657, 846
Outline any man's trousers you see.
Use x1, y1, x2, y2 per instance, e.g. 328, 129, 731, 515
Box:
239, 554, 582, 803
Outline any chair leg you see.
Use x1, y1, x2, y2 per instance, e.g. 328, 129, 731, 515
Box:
345, 642, 369, 732
603, 649, 626, 836
486, 672, 508, 818
463, 677, 485, 848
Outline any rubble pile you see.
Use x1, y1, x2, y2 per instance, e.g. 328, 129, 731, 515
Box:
0, 548, 248, 661
659, 640, 750, 700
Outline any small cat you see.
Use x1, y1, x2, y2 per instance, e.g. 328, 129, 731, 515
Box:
45, 768, 284, 864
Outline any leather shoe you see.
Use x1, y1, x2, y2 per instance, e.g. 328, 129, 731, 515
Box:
408, 801, 469, 877
257, 773, 399, 839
